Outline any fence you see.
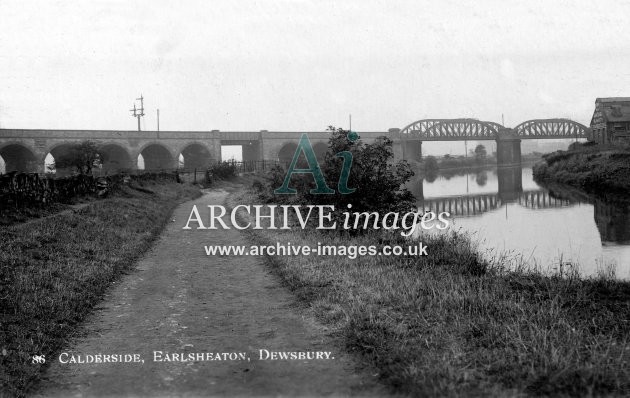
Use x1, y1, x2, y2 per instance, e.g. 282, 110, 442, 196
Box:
224, 160, 287, 172
171, 160, 289, 183
0, 161, 287, 210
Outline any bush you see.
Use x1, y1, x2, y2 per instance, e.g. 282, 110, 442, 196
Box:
50, 141, 104, 175
205, 161, 237, 183
260, 126, 416, 228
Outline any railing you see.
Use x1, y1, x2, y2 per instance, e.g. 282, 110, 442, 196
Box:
209, 160, 288, 172
173, 160, 289, 182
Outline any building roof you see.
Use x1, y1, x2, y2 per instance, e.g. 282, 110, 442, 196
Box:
596, 97, 630, 103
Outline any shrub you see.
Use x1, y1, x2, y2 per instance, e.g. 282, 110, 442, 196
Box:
50, 141, 104, 175
260, 126, 416, 228
205, 161, 237, 183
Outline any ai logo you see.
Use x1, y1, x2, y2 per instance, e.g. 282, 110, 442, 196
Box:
274, 132, 358, 195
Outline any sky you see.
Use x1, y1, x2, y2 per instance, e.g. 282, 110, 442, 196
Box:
1, 0, 630, 134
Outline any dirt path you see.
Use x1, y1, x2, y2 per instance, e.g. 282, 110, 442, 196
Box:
35, 188, 386, 397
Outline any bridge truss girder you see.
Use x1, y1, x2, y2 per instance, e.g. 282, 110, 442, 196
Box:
400, 118, 591, 141
400, 118, 503, 141
513, 119, 590, 139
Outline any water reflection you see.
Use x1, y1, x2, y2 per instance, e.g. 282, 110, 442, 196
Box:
543, 183, 630, 245
408, 164, 630, 278
596, 201, 630, 244
475, 171, 487, 187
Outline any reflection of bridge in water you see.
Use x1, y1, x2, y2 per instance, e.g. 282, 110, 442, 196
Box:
420, 190, 576, 217
416, 166, 630, 245
413, 164, 580, 217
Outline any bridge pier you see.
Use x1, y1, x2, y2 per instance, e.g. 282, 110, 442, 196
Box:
242, 141, 261, 162
390, 128, 422, 162
388, 128, 404, 161
496, 129, 521, 167
404, 140, 423, 162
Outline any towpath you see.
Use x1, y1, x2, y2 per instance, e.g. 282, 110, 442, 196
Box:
35, 188, 385, 397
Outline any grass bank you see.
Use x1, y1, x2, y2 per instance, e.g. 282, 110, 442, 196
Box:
230, 184, 630, 397
0, 203, 72, 227
533, 143, 630, 195
0, 179, 200, 397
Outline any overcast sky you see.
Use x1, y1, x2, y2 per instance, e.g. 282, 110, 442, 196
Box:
1, 0, 630, 132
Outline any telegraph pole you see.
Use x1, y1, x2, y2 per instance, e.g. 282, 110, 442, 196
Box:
130, 95, 145, 131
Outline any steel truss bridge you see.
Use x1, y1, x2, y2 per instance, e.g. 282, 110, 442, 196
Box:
399, 118, 591, 140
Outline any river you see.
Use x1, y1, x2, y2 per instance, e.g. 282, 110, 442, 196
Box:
408, 164, 630, 279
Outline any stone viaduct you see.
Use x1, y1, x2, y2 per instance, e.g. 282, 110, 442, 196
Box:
0, 129, 391, 173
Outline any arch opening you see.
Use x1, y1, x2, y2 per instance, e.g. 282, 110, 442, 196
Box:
181, 143, 212, 169
48, 144, 77, 176
0, 144, 38, 173
140, 144, 173, 170
100, 144, 133, 173
277, 143, 298, 164
312, 142, 328, 161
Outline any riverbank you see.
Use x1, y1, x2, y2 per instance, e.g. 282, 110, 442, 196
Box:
417, 154, 541, 180
533, 143, 630, 195
0, 179, 200, 396
231, 180, 630, 397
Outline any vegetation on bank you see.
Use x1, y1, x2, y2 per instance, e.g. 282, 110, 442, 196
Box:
205, 160, 239, 183
0, 178, 200, 397
233, 184, 630, 397
418, 152, 542, 182
0, 171, 182, 226
533, 142, 630, 194
233, 130, 630, 396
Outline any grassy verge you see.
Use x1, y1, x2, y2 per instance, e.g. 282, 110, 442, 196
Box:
0, 203, 72, 227
0, 179, 200, 397
230, 184, 630, 397
533, 144, 630, 195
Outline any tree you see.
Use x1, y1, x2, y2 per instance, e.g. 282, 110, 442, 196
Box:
474, 144, 487, 161
263, 126, 416, 226
318, 126, 415, 217
51, 141, 104, 175
423, 156, 438, 172
475, 171, 488, 186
